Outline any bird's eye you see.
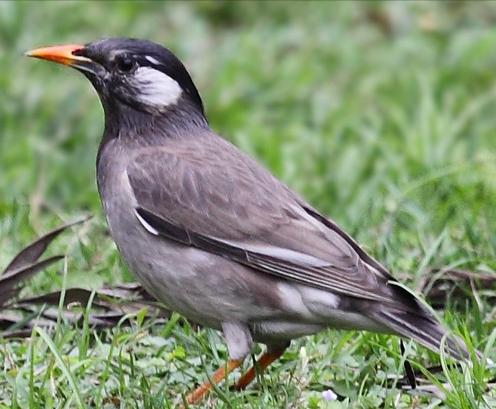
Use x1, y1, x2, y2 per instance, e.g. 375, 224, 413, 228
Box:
116, 56, 135, 73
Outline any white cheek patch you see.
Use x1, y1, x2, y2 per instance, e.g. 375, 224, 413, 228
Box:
131, 66, 182, 108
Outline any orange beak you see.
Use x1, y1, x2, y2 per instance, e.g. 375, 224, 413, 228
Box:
25, 44, 89, 66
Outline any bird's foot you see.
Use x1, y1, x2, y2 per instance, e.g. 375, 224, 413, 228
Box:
183, 359, 242, 407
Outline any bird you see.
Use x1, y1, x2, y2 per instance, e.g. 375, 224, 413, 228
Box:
26, 38, 470, 404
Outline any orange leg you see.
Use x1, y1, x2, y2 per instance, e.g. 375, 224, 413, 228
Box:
186, 359, 242, 405
234, 349, 285, 391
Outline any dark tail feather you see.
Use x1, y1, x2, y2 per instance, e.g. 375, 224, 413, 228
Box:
370, 308, 470, 362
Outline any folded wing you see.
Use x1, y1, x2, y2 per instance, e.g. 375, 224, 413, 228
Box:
126, 137, 395, 303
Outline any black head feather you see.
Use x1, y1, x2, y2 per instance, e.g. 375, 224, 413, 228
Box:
75, 38, 205, 117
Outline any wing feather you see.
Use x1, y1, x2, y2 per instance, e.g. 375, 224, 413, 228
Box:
126, 136, 394, 303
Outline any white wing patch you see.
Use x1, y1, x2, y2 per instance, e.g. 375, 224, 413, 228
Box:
239, 243, 330, 267
131, 67, 182, 108
134, 209, 159, 235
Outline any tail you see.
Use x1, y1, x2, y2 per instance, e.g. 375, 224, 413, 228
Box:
369, 306, 470, 362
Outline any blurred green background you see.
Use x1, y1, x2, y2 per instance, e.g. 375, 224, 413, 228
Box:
0, 2, 496, 407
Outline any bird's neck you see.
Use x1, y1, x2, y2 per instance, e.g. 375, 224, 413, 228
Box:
96, 96, 208, 170
100, 96, 208, 145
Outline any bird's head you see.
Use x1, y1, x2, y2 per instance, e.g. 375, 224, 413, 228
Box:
26, 38, 205, 123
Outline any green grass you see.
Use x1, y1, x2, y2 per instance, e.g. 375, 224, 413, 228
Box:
1, 1, 496, 408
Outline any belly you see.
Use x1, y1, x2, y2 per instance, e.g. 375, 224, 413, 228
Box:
102, 190, 288, 330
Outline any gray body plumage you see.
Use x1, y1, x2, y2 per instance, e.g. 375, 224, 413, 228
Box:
96, 94, 466, 360
97, 124, 389, 358
28, 38, 469, 363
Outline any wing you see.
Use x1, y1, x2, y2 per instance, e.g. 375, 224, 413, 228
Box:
126, 135, 396, 303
